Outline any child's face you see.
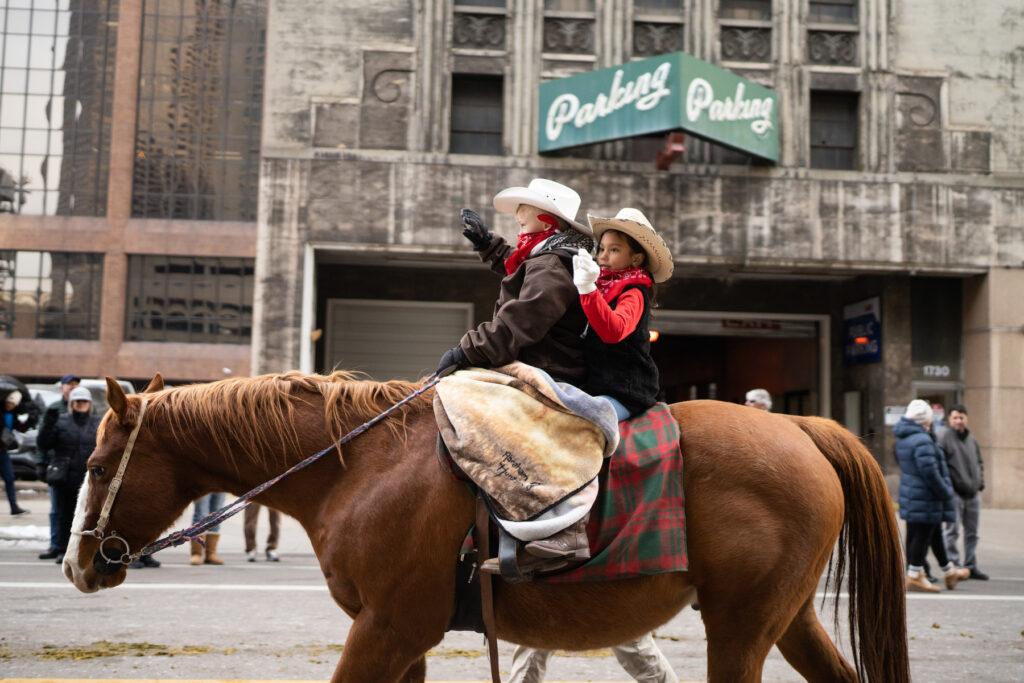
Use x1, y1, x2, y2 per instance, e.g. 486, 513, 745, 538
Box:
515, 204, 553, 234
597, 230, 645, 271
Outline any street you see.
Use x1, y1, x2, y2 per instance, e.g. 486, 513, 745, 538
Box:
1, 482, 1022, 682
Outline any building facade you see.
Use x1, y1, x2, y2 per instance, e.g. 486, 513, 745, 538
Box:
1, 1, 267, 382
253, 0, 1024, 506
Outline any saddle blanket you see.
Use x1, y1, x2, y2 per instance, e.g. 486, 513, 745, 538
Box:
434, 363, 619, 522
458, 402, 688, 583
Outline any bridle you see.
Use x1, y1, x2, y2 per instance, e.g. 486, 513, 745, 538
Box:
72, 372, 447, 569
74, 398, 150, 567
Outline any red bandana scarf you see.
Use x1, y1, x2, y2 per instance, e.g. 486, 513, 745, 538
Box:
504, 213, 561, 275
595, 266, 653, 302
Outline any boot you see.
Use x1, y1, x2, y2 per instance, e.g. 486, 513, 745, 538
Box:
204, 533, 224, 565
905, 571, 940, 593
943, 565, 969, 590
524, 517, 590, 561
189, 539, 204, 566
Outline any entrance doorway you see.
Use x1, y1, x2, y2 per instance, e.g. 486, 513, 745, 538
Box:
650, 311, 830, 416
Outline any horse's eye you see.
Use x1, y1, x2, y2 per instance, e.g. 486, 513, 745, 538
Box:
90, 466, 106, 478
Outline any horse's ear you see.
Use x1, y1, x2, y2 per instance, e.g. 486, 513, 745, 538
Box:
105, 377, 128, 419
143, 373, 164, 393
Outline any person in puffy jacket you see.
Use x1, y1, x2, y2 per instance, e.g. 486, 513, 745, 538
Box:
36, 386, 100, 563
894, 399, 969, 592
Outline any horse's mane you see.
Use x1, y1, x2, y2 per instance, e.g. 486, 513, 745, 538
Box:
105, 371, 430, 472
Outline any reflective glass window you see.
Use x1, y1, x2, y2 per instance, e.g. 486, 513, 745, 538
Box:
0, 250, 103, 339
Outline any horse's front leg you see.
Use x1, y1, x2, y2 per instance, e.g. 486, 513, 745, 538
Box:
331, 610, 435, 683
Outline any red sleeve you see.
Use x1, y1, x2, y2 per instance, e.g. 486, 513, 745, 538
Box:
580, 288, 645, 344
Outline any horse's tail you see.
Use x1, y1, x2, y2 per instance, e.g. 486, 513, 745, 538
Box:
786, 415, 910, 683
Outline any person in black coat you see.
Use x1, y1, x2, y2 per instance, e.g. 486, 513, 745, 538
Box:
36, 386, 100, 563
1, 382, 38, 515
894, 399, 970, 593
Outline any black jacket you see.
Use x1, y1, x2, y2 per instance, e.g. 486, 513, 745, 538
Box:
37, 412, 100, 488
583, 286, 659, 417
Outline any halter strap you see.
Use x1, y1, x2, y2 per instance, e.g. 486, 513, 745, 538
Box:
93, 399, 148, 537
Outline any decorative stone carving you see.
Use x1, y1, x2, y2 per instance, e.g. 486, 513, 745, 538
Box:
453, 13, 506, 50
633, 22, 684, 57
720, 27, 770, 62
360, 51, 414, 150
807, 31, 857, 65
543, 18, 594, 54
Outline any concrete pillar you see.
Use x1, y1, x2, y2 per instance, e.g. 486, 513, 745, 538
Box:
963, 269, 1024, 509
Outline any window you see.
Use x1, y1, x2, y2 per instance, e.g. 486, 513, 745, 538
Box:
633, 0, 685, 58
132, 0, 267, 221
125, 255, 254, 344
0, 1, 119, 216
719, 1, 772, 62
809, 0, 857, 24
810, 91, 858, 169
719, 0, 771, 21
0, 250, 103, 339
450, 74, 503, 155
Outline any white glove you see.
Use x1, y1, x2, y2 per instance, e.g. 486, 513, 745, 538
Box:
572, 248, 600, 295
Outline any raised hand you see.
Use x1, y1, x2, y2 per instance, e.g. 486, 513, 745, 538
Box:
461, 208, 494, 251
572, 248, 600, 295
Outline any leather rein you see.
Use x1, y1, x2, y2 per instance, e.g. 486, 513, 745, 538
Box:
75, 374, 444, 568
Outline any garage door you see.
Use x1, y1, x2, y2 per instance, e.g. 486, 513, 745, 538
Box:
324, 299, 474, 380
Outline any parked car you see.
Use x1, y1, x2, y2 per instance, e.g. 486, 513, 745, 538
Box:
9, 379, 135, 480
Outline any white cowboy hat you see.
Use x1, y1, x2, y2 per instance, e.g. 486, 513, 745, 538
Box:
493, 178, 592, 236
587, 208, 674, 283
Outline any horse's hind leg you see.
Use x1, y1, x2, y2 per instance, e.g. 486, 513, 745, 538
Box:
776, 598, 856, 682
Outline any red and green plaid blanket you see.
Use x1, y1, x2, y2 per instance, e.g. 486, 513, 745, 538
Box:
543, 402, 686, 582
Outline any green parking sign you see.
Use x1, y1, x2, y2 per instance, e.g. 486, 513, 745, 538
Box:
538, 52, 779, 162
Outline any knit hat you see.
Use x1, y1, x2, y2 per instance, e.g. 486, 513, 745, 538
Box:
4, 390, 21, 407
745, 388, 772, 411
904, 399, 933, 425
69, 387, 93, 403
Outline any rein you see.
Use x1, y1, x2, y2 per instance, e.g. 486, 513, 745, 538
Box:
78, 373, 445, 566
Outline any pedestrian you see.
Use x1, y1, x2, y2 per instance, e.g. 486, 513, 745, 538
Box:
37, 374, 80, 559
187, 493, 225, 566
940, 403, 989, 580
744, 388, 772, 411
1, 383, 37, 516
894, 399, 969, 592
36, 386, 99, 562
244, 503, 281, 562
509, 633, 678, 683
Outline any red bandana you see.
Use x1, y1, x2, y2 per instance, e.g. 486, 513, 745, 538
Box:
504, 216, 560, 276
595, 266, 653, 302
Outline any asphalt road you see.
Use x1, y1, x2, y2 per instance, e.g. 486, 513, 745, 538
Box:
1, 482, 1022, 681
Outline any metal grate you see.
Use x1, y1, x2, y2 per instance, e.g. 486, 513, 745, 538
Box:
131, 0, 267, 221
0, 0, 119, 216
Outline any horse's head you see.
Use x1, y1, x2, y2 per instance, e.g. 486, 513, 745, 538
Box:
63, 373, 193, 592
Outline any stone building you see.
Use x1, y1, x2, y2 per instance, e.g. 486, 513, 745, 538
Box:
253, 0, 1024, 506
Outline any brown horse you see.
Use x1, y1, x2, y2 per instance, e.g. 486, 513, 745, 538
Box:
63, 371, 908, 683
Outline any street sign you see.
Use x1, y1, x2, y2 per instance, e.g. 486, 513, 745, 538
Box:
538, 52, 779, 162
843, 297, 882, 365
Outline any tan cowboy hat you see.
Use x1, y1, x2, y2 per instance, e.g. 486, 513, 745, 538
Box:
493, 178, 592, 236
587, 208, 674, 283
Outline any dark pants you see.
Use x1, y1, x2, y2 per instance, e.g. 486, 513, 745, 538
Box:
1, 450, 19, 512
244, 504, 280, 552
54, 480, 83, 552
906, 521, 949, 569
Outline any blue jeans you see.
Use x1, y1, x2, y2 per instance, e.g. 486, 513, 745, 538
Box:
599, 396, 631, 422
49, 485, 60, 550
192, 492, 225, 532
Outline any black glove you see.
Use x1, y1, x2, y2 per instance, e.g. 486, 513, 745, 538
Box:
436, 346, 469, 375
461, 208, 494, 252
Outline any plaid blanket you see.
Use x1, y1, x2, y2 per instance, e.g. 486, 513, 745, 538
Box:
458, 403, 687, 582
544, 402, 687, 582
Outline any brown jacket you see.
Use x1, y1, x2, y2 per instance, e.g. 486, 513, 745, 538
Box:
460, 235, 589, 384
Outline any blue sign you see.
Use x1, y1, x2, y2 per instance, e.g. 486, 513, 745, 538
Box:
843, 297, 881, 365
